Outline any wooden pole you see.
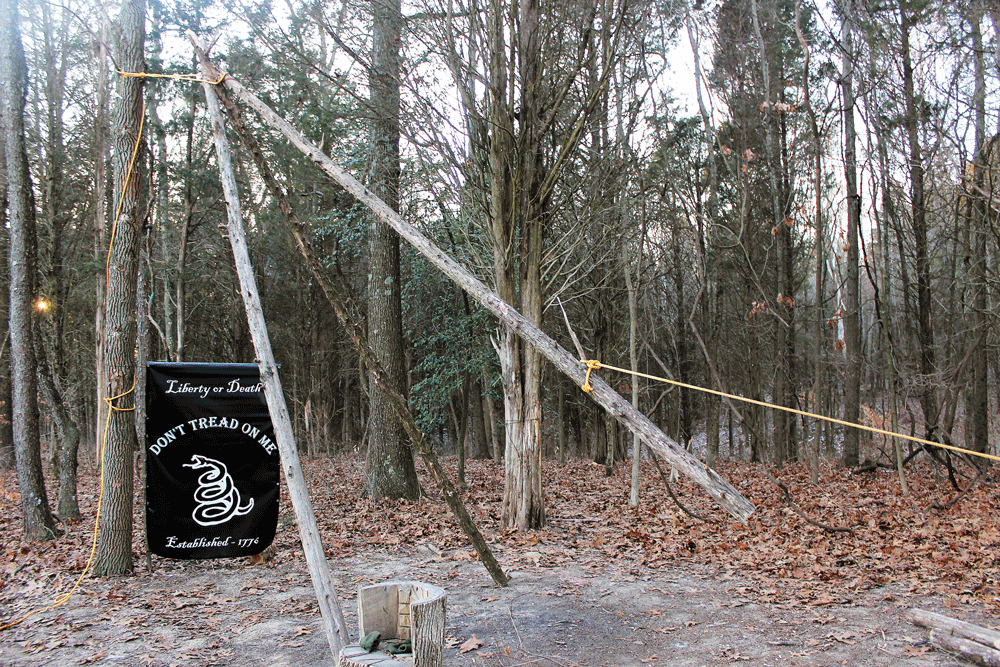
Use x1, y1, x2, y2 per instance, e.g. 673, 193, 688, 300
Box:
193, 47, 509, 587
190, 46, 754, 524
200, 74, 349, 658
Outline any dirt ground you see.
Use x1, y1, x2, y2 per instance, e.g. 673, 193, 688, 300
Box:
0, 544, 977, 667
1, 456, 995, 666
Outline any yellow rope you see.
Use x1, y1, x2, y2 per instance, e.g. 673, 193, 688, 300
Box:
581, 359, 601, 393
579, 359, 1000, 464
0, 89, 145, 633
118, 69, 225, 85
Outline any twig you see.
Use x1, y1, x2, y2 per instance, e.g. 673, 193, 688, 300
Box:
505, 603, 577, 667
762, 465, 853, 533
649, 453, 718, 524
556, 297, 587, 360
931, 470, 985, 511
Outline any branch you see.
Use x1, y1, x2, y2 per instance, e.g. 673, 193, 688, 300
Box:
649, 453, 718, 524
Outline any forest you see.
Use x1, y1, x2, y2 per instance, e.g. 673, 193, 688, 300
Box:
1, 0, 999, 578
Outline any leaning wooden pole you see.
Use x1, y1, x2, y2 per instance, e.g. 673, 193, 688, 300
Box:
193, 51, 754, 523
200, 76, 349, 657
195, 48, 509, 587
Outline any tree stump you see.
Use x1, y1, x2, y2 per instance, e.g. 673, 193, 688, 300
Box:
339, 581, 446, 667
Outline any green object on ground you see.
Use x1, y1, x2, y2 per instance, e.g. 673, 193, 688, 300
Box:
360, 631, 382, 652
385, 639, 412, 654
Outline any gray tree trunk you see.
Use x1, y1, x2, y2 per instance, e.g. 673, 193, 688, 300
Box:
93, 15, 109, 459
94, 0, 146, 575
364, 0, 420, 500
967, 9, 989, 457
487, 0, 545, 530
899, 0, 938, 439
840, 0, 862, 467
0, 104, 12, 471
1, 0, 59, 540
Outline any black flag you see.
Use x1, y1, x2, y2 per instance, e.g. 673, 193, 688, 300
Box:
146, 362, 279, 559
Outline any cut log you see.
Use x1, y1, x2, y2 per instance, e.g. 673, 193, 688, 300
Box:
343, 581, 446, 667
929, 629, 1000, 667
907, 608, 1000, 651
190, 49, 755, 523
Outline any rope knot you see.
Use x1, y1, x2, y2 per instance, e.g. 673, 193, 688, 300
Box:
581, 360, 602, 393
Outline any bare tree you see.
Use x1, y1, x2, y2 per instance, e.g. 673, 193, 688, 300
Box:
897, 0, 938, 440
1, 0, 59, 540
364, 0, 420, 499
837, 0, 862, 467
94, 0, 146, 576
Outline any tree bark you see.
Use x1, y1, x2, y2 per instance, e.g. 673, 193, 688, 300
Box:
469, 378, 489, 460
1, 0, 59, 540
898, 0, 938, 439
794, 1, 824, 482
36, 331, 81, 520
840, 0, 862, 467
967, 9, 989, 457
93, 15, 109, 460
908, 608, 1000, 651
94, 0, 146, 576
364, 0, 420, 500
0, 93, 12, 471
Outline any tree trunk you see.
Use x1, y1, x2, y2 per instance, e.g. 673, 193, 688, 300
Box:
795, 1, 824, 482
469, 378, 489, 460
0, 134, 12, 471
899, 0, 938, 439
686, 6, 721, 468
558, 379, 567, 464
36, 331, 81, 520
94, 0, 146, 576
363, 0, 420, 500
840, 0, 862, 467
967, 10, 989, 457
488, 0, 544, 530
94, 15, 109, 459
2, 0, 59, 540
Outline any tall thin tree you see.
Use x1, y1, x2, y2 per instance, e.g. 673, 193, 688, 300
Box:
838, 0, 862, 467
898, 0, 938, 439
1, 0, 59, 540
364, 0, 420, 499
94, 0, 146, 575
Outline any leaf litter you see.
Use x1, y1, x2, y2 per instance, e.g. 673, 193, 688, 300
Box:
0, 456, 996, 665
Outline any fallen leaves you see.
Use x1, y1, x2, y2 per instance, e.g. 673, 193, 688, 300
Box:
458, 635, 483, 654
1, 454, 999, 666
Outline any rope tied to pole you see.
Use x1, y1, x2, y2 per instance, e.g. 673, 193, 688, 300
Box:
117, 69, 226, 85
580, 359, 602, 393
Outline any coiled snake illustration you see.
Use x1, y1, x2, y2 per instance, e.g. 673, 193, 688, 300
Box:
182, 454, 254, 526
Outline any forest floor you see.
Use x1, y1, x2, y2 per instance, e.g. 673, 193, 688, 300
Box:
1, 454, 998, 666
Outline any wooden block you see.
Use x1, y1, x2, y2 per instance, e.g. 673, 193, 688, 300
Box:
359, 584, 399, 638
